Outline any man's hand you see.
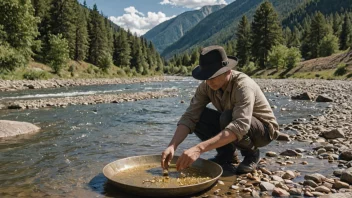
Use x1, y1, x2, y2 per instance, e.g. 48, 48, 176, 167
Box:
161, 146, 175, 169
176, 145, 202, 171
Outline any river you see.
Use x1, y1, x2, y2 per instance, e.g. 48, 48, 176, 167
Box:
0, 78, 329, 197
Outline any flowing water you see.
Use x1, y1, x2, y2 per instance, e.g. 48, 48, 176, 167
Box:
0, 78, 331, 197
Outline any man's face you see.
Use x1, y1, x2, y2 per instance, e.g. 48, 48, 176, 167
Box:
206, 72, 227, 90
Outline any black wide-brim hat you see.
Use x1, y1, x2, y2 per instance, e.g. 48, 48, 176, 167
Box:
192, 45, 238, 80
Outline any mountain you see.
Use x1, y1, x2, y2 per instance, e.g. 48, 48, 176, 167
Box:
282, 0, 352, 28
161, 0, 307, 59
143, 5, 226, 53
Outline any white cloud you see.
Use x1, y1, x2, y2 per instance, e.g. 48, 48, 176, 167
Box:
109, 6, 175, 36
160, 0, 227, 9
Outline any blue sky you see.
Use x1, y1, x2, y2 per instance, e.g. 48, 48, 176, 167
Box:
79, 0, 234, 36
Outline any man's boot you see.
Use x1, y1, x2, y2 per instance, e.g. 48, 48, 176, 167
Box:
209, 150, 240, 165
236, 149, 260, 174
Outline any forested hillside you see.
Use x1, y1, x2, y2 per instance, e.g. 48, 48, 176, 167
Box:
143, 5, 225, 53
164, 1, 352, 80
161, 0, 306, 59
0, 0, 163, 79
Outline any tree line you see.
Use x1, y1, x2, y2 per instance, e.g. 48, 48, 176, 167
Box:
167, 1, 352, 75
0, 0, 164, 77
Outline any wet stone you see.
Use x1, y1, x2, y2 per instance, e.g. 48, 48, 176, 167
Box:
280, 149, 300, 157
321, 128, 345, 139
333, 180, 350, 189
340, 151, 352, 161
272, 187, 290, 197
303, 180, 319, 188
311, 191, 326, 196
259, 182, 275, 191
282, 170, 296, 180
272, 175, 284, 182
289, 188, 302, 196
304, 173, 326, 183
315, 186, 331, 193
266, 151, 278, 157
341, 168, 352, 184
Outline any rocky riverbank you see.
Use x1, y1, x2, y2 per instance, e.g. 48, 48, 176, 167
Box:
0, 76, 182, 92
1, 77, 352, 197
2, 90, 178, 110
199, 79, 352, 197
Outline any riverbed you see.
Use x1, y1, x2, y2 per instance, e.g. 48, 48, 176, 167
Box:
1, 77, 346, 197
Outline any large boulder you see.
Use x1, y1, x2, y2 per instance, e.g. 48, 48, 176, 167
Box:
321, 128, 345, 139
316, 95, 333, 102
291, 92, 315, 100
0, 120, 40, 138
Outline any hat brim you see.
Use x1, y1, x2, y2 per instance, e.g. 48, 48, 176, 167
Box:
192, 56, 238, 80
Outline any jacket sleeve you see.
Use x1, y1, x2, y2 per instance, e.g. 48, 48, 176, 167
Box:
177, 82, 211, 133
225, 86, 255, 141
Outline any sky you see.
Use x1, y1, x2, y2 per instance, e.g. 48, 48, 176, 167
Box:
79, 0, 235, 36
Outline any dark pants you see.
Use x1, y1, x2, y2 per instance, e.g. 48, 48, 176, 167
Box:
194, 107, 272, 156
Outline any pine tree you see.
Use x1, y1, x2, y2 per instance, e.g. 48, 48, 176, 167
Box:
47, 34, 69, 74
147, 41, 156, 71
283, 27, 292, 46
308, 12, 331, 58
31, 0, 51, 62
332, 12, 342, 37
340, 13, 352, 50
88, 4, 109, 67
288, 26, 301, 48
300, 18, 311, 59
251, 1, 283, 68
319, 33, 339, 57
182, 54, 191, 66
0, 0, 39, 70
113, 29, 131, 67
190, 49, 199, 65
236, 15, 251, 68
74, 4, 89, 61
49, 0, 77, 59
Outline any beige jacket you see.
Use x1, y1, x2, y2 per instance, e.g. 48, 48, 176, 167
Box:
178, 70, 279, 141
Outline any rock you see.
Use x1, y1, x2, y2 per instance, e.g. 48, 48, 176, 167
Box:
7, 104, 23, 109
280, 149, 300, 157
316, 95, 333, 102
311, 191, 326, 196
282, 170, 296, 180
266, 151, 278, 157
301, 161, 308, 165
320, 192, 352, 198
251, 190, 260, 198
303, 180, 319, 188
304, 173, 326, 183
333, 180, 350, 189
217, 180, 224, 185
321, 128, 345, 139
277, 132, 291, 141
243, 188, 252, 192
231, 185, 239, 190
340, 151, 352, 161
341, 168, 352, 184
291, 92, 315, 101
289, 188, 302, 196
272, 175, 284, 182
259, 182, 275, 191
272, 187, 290, 197
315, 186, 331, 193
334, 169, 344, 177
295, 148, 305, 153
304, 190, 314, 197
0, 120, 40, 138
